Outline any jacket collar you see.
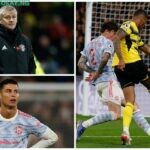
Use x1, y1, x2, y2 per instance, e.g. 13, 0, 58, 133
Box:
0, 24, 21, 44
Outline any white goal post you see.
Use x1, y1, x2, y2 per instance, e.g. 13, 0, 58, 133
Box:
82, 2, 93, 115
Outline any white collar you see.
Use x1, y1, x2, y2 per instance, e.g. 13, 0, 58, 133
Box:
0, 110, 18, 121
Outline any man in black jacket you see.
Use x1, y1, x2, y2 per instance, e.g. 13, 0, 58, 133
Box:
0, 6, 36, 74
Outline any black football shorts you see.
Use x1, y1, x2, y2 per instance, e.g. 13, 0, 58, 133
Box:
114, 60, 148, 88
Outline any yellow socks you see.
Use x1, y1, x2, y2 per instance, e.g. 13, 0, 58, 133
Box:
123, 102, 134, 133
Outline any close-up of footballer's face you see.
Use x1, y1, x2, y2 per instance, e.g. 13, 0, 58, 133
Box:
138, 15, 148, 30
0, 84, 19, 108
107, 30, 117, 41
0, 9, 17, 30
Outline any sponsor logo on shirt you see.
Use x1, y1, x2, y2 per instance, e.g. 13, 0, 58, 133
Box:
16, 44, 25, 52
0, 140, 19, 144
2, 45, 8, 50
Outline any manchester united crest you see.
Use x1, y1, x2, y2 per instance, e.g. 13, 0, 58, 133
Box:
15, 126, 24, 135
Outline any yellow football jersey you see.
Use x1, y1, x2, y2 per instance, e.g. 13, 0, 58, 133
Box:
112, 21, 144, 66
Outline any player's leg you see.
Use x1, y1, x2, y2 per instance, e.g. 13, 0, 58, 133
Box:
121, 86, 135, 145
137, 61, 150, 93
81, 80, 122, 127
76, 110, 116, 140
121, 93, 150, 136
114, 67, 135, 145
76, 108, 117, 140
141, 76, 150, 93
132, 67, 150, 135
76, 80, 122, 140
133, 103, 150, 135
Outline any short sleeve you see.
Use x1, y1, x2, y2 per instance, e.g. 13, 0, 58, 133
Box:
103, 41, 114, 56
27, 116, 47, 138
138, 39, 144, 47
80, 47, 87, 57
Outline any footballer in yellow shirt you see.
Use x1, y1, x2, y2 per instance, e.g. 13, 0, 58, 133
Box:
112, 9, 150, 145
112, 21, 143, 65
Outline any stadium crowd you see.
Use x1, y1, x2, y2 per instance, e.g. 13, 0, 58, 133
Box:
19, 100, 74, 148
76, 3, 86, 75
17, 2, 74, 74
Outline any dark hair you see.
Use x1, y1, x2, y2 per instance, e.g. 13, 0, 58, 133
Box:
101, 21, 118, 33
0, 78, 18, 90
134, 9, 148, 18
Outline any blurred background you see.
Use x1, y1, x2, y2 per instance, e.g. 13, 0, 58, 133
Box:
76, 3, 86, 75
17, 2, 74, 74
0, 76, 74, 148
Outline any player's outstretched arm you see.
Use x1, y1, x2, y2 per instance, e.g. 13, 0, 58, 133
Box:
31, 127, 58, 148
139, 44, 150, 55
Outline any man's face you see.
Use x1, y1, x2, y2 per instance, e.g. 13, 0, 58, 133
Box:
0, 10, 17, 30
0, 84, 19, 108
108, 30, 116, 41
138, 15, 147, 30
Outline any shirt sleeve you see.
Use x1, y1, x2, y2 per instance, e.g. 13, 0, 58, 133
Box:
103, 41, 114, 56
27, 116, 47, 137
138, 39, 144, 47
31, 127, 58, 148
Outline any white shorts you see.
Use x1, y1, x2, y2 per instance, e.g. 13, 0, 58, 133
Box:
96, 80, 124, 105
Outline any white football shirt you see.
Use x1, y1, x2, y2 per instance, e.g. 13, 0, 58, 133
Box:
0, 110, 47, 148
81, 35, 117, 85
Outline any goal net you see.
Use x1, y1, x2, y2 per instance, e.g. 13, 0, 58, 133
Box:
76, 2, 150, 116
92, 2, 150, 66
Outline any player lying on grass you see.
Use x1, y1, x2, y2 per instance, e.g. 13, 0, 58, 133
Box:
0, 78, 58, 148
77, 21, 150, 145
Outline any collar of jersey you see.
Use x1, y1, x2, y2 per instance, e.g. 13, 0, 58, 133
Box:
0, 110, 18, 121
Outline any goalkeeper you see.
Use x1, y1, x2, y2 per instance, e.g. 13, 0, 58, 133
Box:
77, 20, 150, 144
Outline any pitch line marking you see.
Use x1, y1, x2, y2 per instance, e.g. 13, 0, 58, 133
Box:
83, 135, 149, 138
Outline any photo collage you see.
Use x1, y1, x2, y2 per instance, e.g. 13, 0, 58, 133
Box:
0, 1, 150, 149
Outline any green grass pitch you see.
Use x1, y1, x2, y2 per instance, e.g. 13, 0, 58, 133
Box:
76, 115, 150, 148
